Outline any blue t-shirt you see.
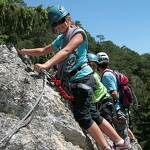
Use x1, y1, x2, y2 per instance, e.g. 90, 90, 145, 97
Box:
101, 71, 118, 92
51, 28, 93, 81
101, 70, 121, 110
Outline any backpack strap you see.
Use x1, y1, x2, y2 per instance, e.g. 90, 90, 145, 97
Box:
101, 69, 120, 91
101, 69, 115, 81
64, 27, 88, 49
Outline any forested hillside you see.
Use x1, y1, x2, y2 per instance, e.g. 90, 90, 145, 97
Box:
0, 1, 150, 149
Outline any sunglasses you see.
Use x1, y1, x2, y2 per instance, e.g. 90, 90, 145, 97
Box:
52, 17, 66, 27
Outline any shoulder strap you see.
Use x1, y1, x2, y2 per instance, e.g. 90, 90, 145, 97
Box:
101, 69, 115, 81
101, 69, 121, 93
64, 27, 77, 44
64, 27, 88, 49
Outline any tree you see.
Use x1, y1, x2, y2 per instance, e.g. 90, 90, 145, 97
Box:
4, 0, 26, 6
96, 34, 105, 44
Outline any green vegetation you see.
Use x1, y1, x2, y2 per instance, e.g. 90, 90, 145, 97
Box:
0, 1, 150, 149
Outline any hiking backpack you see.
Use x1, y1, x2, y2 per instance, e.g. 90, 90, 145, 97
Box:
101, 69, 134, 108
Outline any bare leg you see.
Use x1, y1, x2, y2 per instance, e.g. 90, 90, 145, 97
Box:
99, 118, 123, 143
87, 121, 109, 150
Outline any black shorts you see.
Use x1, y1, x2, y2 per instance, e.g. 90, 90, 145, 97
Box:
71, 74, 103, 130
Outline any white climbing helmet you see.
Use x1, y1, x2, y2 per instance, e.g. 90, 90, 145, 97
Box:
97, 52, 109, 64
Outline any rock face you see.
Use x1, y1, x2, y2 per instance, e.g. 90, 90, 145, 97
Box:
0, 45, 142, 150
0, 45, 97, 150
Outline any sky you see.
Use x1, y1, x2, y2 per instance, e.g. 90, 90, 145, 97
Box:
24, 0, 150, 54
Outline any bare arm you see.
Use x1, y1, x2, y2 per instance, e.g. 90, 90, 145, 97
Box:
18, 44, 52, 56
34, 33, 83, 71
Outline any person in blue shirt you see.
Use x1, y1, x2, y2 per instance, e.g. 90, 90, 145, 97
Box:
96, 52, 132, 144
18, 5, 131, 150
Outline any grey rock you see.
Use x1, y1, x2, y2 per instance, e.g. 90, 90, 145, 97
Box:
0, 45, 98, 150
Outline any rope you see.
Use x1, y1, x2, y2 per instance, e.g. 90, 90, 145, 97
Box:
0, 71, 47, 149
